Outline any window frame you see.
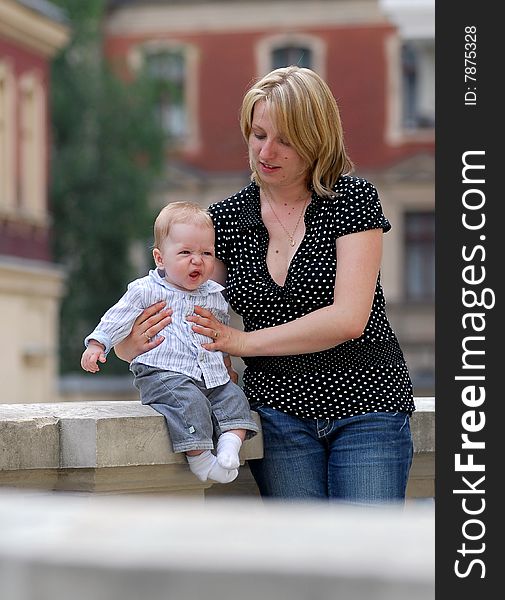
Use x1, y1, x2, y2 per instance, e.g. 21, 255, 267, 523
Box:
256, 33, 326, 78
128, 40, 199, 151
18, 70, 47, 222
404, 210, 435, 303
0, 60, 16, 217
385, 33, 435, 146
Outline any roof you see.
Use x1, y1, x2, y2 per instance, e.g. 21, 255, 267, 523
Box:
15, 0, 68, 24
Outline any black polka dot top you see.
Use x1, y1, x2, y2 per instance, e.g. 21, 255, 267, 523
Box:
208, 177, 415, 420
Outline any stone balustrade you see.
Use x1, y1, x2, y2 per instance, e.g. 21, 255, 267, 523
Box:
0, 398, 434, 498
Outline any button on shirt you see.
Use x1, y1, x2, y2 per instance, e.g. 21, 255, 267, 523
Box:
208, 177, 415, 420
84, 269, 230, 388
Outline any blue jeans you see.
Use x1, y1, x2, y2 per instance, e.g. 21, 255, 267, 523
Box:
248, 406, 413, 503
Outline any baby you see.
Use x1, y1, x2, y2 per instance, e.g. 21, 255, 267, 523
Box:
81, 201, 258, 483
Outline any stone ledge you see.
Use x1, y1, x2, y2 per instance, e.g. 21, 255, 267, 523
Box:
0, 401, 262, 496
0, 401, 262, 469
0, 491, 434, 600
0, 398, 434, 497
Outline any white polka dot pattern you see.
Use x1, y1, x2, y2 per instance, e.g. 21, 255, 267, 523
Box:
208, 176, 415, 420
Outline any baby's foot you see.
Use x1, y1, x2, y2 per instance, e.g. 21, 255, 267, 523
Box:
216, 431, 243, 470
208, 460, 238, 484
187, 450, 238, 483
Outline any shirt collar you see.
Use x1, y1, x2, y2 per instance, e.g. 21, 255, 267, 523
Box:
149, 269, 225, 296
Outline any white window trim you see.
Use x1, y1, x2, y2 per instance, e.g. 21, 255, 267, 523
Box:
128, 40, 200, 152
384, 32, 434, 146
255, 33, 326, 79
0, 60, 16, 217
19, 70, 47, 224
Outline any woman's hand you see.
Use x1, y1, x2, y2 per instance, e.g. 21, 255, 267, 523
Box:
187, 306, 248, 356
114, 301, 172, 362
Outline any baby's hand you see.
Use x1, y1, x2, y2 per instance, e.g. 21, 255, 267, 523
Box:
81, 341, 107, 373
226, 364, 239, 385
223, 354, 239, 384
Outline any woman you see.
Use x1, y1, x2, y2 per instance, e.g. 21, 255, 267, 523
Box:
117, 66, 415, 502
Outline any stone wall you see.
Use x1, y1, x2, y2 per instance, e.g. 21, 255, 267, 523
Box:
0, 490, 435, 600
0, 398, 434, 498
0, 258, 65, 404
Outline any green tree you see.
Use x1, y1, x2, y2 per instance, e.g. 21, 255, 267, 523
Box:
50, 0, 165, 373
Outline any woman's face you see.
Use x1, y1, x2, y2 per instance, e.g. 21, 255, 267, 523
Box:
248, 100, 308, 189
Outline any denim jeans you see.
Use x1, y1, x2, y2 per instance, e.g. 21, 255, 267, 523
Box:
248, 406, 413, 503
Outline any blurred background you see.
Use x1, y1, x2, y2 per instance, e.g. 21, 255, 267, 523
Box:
0, 0, 434, 405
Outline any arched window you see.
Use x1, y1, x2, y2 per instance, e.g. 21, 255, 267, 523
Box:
129, 42, 199, 150
271, 46, 313, 69
144, 47, 188, 141
256, 34, 325, 78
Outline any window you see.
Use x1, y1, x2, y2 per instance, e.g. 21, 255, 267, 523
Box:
19, 71, 46, 220
144, 48, 188, 142
271, 46, 313, 69
256, 35, 325, 79
404, 211, 435, 301
401, 41, 435, 130
128, 42, 198, 151
0, 61, 15, 213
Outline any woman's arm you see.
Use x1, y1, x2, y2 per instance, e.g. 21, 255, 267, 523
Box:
188, 229, 382, 357
211, 258, 227, 286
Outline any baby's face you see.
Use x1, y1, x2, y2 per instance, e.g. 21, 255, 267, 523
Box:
154, 222, 216, 291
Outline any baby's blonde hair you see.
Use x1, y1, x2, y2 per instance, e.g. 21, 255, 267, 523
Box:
153, 201, 214, 249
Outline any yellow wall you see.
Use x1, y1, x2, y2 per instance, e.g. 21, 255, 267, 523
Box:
0, 258, 65, 403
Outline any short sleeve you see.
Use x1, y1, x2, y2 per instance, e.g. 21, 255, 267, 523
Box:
335, 178, 391, 237
208, 201, 230, 266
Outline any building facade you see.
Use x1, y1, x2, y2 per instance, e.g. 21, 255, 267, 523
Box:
0, 0, 69, 402
103, 0, 435, 394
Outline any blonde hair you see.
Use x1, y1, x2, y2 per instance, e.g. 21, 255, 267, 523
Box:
240, 66, 354, 198
153, 201, 214, 248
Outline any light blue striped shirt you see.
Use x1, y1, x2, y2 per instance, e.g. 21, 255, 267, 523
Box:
84, 269, 230, 388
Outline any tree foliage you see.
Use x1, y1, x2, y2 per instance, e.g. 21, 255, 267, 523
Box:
50, 0, 165, 373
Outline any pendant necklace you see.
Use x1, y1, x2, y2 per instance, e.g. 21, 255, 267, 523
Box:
263, 189, 309, 247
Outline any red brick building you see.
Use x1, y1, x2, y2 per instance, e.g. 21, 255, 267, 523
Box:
103, 0, 435, 394
104, 0, 433, 175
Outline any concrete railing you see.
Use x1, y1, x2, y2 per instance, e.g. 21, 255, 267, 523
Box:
0, 398, 434, 498
0, 491, 435, 600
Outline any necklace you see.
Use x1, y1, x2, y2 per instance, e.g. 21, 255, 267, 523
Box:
263, 189, 309, 247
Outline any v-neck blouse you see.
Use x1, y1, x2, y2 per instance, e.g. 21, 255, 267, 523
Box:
208, 176, 414, 420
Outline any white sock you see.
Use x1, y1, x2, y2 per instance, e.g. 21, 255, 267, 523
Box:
187, 450, 238, 484
216, 432, 243, 470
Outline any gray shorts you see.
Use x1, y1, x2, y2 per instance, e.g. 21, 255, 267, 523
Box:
131, 363, 259, 453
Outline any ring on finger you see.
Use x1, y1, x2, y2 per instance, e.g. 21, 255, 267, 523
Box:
143, 331, 151, 342
213, 330, 220, 339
